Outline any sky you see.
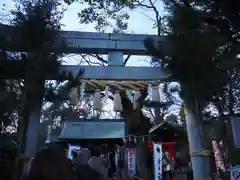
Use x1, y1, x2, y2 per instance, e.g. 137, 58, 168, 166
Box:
0, 0, 165, 66
61, 1, 164, 66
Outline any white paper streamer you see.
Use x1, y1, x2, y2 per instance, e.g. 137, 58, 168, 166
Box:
133, 90, 141, 109
80, 81, 85, 100
104, 86, 109, 103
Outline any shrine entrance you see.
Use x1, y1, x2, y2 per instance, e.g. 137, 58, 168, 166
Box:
0, 23, 168, 180
149, 121, 189, 180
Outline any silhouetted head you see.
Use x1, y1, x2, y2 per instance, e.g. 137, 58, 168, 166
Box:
74, 164, 102, 180
27, 144, 72, 180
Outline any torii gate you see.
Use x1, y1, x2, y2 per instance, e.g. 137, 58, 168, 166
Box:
0, 24, 167, 158
0, 24, 166, 80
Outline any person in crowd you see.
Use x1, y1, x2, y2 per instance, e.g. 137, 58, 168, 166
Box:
72, 148, 91, 171
0, 139, 17, 180
73, 163, 102, 180
187, 161, 193, 180
107, 151, 116, 178
71, 147, 102, 180
26, 144, 72, 180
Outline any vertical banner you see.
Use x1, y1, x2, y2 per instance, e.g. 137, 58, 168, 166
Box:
212, 140, 225, 172
153, 143, 163, 180
230, 116, 240, 148
127, 148, 136, 177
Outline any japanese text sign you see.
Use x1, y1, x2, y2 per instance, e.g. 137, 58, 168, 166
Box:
127, 148, 136, 177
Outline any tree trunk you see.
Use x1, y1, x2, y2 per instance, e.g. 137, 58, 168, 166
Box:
185, 107, 211, 180
121, 90, 150, 180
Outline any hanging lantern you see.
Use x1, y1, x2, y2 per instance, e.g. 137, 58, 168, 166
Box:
93, 89, 102, 111
113, 91, 123, 112
133, 90, 141, 109
152, 85, 160, 102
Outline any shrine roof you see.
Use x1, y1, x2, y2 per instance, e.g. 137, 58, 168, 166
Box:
149, 121, 187, 142
58, 119, 125, 140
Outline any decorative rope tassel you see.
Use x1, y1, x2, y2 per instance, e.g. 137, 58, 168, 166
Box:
147, 84, 153, 101
80, 81, 85, 101
133, 90, 141, 110
104, 86, 109, 103
152, 85, 160, 102
93, 89, 102, 111
113, 91, 123, 112
69, 87, 79, 105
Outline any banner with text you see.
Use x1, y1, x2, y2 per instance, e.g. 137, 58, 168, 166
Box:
153, 143, 163, 180
127, 148, 136, 177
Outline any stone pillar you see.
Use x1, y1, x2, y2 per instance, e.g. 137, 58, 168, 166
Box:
185, 108, 211, 180
24, 105, 41, 157
23, 102, 42, 175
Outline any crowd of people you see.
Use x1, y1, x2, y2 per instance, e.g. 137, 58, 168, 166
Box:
24, 143, 121, 180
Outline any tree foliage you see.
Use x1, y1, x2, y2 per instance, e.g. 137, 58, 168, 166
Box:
0, 1, 70, 179
64, 0, 130, 32
143, 0, 240, 174
63, 0, 165, 33
145, 4, 235, 110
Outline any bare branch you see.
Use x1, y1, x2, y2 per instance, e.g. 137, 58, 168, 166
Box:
88, 54, 107, 65
133, 0, 153, 8
124, 55, 131, 65
80, 54, 106, 66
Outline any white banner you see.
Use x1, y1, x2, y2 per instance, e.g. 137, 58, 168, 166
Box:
153, 143, 163, 180
68, 144, 81, 160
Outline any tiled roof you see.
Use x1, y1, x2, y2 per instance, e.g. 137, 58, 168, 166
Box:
58, 119, 125, 140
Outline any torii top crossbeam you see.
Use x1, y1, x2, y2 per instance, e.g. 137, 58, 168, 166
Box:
60, 30, 166, 55
0, 24, 167, 80
0, 24, 166, 55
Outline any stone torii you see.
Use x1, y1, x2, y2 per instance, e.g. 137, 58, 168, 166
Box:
0, 24, 167, 80
0, 24, 167, 158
